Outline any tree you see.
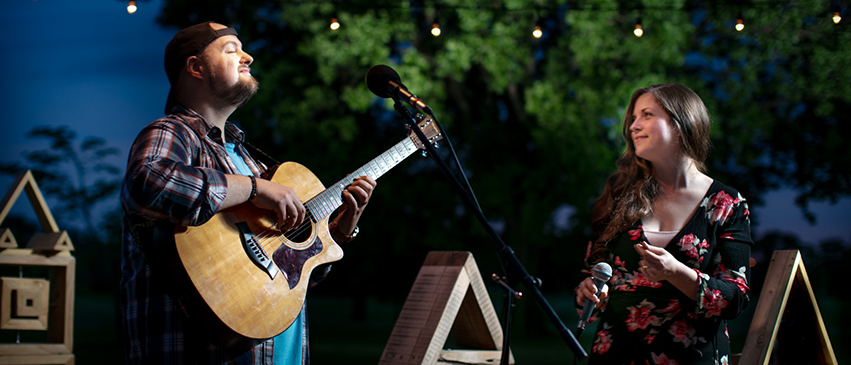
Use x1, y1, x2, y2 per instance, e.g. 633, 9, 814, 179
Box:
155, 0, 851, 350
0, 126, 122, 239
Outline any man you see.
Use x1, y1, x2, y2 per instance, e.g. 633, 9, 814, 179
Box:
120, 22, 376, 364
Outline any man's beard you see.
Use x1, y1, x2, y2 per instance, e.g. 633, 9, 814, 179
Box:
207, 69, 259, 108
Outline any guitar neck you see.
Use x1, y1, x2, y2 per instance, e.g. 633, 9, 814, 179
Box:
304, 135, 420, 221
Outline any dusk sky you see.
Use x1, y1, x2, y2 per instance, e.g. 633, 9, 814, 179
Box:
1, 0, 849, 245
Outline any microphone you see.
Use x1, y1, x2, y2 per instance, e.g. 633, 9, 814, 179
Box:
577, 262, 612, 336
366, 65, 433, 115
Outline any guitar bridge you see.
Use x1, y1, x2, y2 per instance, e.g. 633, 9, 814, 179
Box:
236, 222, 280, 281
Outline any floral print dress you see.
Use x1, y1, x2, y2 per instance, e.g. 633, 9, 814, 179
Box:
587, 181, 753, 365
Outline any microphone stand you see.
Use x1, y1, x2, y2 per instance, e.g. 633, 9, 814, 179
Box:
391, 99, 588, 361
492, 274, 521, 365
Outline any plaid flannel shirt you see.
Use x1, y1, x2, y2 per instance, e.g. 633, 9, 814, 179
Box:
120, 106, 316, 364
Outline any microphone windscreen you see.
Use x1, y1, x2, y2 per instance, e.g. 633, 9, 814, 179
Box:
591, 262, 612, 281
366, 65, 401, 98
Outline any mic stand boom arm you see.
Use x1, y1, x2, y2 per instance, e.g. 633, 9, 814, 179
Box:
391, 99, 588, 360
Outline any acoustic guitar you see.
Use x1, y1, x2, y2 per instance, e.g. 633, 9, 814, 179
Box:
159, 116, 442, 349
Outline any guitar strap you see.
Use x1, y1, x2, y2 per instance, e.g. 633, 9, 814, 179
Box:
243, 141, 281, 171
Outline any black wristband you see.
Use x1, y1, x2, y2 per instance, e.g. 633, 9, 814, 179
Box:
247, 175, 257, 202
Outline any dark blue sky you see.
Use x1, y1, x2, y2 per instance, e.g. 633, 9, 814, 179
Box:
1, 0, 848, 244
1, 0, 174, 231
2, 1, 174, 153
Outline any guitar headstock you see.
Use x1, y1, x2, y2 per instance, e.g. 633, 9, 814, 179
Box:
408, 114, 444, 151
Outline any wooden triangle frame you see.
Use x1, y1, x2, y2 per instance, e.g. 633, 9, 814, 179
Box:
736, 249, 837, 365
0, 170, 75, 362
0, 228, 17, 248
379, 251, 514, 365
0, 170, 74, 252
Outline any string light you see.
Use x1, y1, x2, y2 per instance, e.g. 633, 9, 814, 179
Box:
634, 17, 643, 37
431, 7, 442, 37
532, 12, 543, 39
118, 4, 846, 37
431, 22, 442, 37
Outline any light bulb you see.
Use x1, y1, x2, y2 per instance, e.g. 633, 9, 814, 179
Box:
532, 25, 542, 38
127, 0, 137, 14
634, 24, 643, 37
736, 18, 744, 31
330, 18, 340, 30
431, 23, 441, 37
833, 12, 842, 24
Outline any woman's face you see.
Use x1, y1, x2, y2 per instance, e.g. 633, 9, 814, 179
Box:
629, 92, 680, 163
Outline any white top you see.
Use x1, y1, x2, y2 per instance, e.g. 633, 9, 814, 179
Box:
643, 230, 679, 248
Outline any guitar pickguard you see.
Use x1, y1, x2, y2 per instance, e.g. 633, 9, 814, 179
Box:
272, 236, 324, 289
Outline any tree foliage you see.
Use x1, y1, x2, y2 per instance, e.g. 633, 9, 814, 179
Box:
0, 126, 122, 237
155, 0, 851, 337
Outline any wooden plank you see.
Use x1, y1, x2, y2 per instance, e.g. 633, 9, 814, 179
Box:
738, 250, 837, 365
381, 264, 459, 365
0, 170, 59, 233
0, 277, 50, 331
46, 262, 75, 350
0, 171, 74, 359
421, 269, 469, 365
438, 350, 503, 364
0, 249, 33, 256
0, 255, 74, 267
788, 258, 836, 364
739, 250, 796, 365
0, 171, 31, 227
462, 254, 503, 350
0, 344, 72, 357
379, 251, 512, 365
26, 231, 74, 252
0, 228, 17, 249
0, 354, 73, 364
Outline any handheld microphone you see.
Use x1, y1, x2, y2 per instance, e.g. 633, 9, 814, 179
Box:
366, 65, 433, 115
577, 262, 612, 336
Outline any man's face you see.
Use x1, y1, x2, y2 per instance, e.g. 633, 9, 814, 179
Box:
197, 25, 259, 108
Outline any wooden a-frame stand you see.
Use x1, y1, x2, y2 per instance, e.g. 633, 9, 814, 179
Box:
379, 251, 514, 365
0, 170, 75, 365
735, 250, 836, 365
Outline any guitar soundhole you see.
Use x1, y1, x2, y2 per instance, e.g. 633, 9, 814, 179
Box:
282, 221, 313, 243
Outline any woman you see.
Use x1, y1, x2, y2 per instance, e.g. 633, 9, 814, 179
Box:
575, 83, 753, 364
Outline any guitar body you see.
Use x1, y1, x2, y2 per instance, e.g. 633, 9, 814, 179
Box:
171, 162, 343, 346
149, 115, 442, 350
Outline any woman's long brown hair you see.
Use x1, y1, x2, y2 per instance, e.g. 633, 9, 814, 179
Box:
587, 84, 711, 265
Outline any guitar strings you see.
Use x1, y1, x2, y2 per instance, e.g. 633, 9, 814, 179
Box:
243, 125, 430, 254
252, 176, 354, 246
252, 219, 313, 251
251, 197, 329, 250
249, 152, 391, 247
250, 185, 344, 251
249, 183, 343, 245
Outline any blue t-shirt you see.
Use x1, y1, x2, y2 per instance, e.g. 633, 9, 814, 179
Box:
226, 142, 305, 364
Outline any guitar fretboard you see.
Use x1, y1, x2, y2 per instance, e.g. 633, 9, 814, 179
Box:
304, 135, 420, 222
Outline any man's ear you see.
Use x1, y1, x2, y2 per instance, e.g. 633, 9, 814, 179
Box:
185, 56, 205, 80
